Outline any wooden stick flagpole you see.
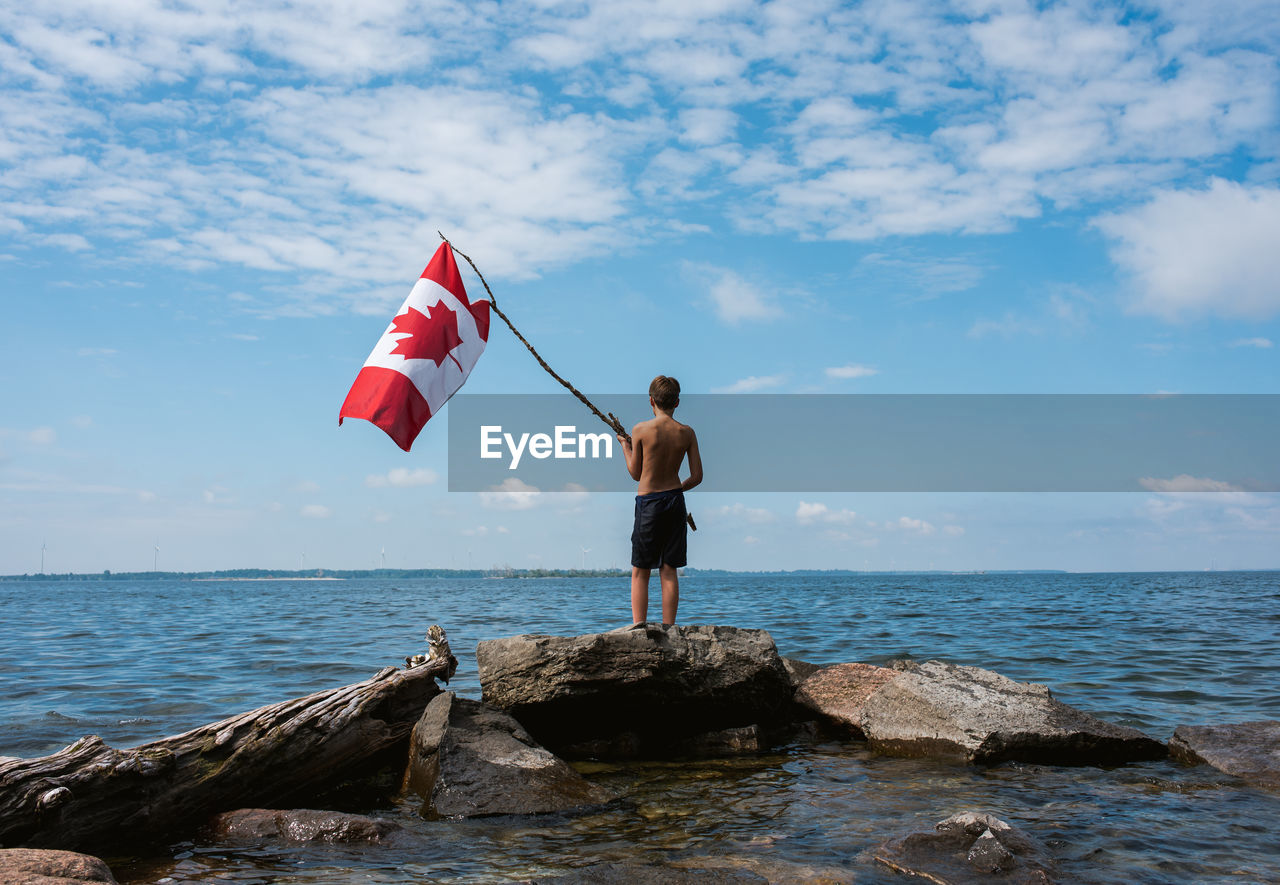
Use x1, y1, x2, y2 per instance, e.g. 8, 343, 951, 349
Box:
440, 234, 696, 531
439, 232, 631, 445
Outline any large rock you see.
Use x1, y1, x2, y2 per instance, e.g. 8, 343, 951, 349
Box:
477, 624, 792, 756
874, 811, 1054, 884
0, 848, 117, 884
1169, 720, 1280, 788
403, 691, 613, 817
800, 660, 1165, 765
795, 663, 897, 737
206, 808, 404, 844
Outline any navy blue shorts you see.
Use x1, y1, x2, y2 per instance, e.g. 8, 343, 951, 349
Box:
631, 488, 687, 569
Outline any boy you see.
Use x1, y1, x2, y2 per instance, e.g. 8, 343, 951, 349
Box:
617, 375, 703, 627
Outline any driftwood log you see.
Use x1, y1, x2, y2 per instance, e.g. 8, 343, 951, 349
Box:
0, 657, 451, 851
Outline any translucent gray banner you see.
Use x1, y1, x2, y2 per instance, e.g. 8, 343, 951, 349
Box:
446, 394, 1280, 493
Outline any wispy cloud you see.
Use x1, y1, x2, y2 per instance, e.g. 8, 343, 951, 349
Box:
967, 314, 1041, 339
796, 501, 858, 526
714, 503, 776, 524
1229, 337, 1273, 349
713, 374, 786, 394
479, 478, 540, 511
1139, 475, 1242, 493
685, 263, 783, 326
365, 467, 438, 488
2, 2, 1275, 321
825, 364, 878, 380
301, 504, 332, 518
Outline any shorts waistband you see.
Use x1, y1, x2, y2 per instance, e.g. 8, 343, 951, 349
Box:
636, 487, 684, 502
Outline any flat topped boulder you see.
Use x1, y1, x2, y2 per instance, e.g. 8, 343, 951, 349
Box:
795, 662, 897, 737
477, 624, 792, 756
403, 692, 614, 817
1169, 720, 1280, 788
801, 660, 1164, 766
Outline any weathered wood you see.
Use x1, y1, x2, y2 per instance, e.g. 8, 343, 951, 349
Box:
0, 658, 450, 851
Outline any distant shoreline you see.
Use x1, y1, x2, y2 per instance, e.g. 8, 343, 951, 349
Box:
3, 567, 1275, 582
190, 576, 345, 582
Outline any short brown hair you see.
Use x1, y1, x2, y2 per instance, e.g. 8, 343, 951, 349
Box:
649, 375, 680, 411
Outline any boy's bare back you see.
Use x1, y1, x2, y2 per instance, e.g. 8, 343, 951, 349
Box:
629, 412, 701, 495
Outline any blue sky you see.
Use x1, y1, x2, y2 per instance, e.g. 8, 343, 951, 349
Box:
2, 0, 1279, 574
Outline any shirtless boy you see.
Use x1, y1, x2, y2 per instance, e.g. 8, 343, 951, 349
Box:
617, 375, 703, 627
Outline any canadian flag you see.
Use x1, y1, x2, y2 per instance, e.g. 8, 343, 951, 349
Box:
339, 242, 490, 451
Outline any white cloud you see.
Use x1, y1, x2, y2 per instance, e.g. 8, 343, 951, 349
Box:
28, 427, 57, 445
301, 504, 331, 518
743, 535, 760, 545
967, 313, 1041, 339
892, 516, 936, 534
365, 467, 438, 488
479, 478, 541, 510
684, 262, 782, 325
1096, 180, 1280, 320
796, 501, 858, 525
3, 0, 1278, 316
678, 107, 738, 145
1139, 475, 1242, 493
1229, 337, 1273, 349
713, 374, 786, 394
715, 503, 776, 523
825, 364, 878, 380
942, 524, 965, 537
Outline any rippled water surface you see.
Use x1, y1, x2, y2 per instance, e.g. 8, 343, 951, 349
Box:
2, 573, 1278, 883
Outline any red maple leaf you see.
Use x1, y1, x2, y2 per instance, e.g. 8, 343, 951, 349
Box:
388, 300, 463, 369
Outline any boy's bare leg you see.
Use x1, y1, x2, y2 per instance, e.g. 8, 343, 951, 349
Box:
631, 567, 651, 624
660, 564, 679, 625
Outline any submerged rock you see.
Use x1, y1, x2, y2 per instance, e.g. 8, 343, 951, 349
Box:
795, 663, 897, 737
207, 808, 403, 844
0, 848, 118, 884
477, 624, 792, 757
669, 724, 763, 757
403, 691, 614, 817
673, 854, 856, 883
874, 811, 1054, 883
523, 862, 767, 883
1169, 720, 1280, 788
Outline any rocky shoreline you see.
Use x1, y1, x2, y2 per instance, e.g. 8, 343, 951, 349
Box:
2, 622, 1276, 884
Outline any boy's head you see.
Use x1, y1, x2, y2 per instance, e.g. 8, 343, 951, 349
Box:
649, 375, 680, 413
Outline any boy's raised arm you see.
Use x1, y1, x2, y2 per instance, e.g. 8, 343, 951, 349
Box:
618, 427, 643, 481
681, 429, 703, 491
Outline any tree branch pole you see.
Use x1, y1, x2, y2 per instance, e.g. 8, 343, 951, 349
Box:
439, 232, 631, 445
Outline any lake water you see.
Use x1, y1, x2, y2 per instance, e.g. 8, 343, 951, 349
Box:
2, 573, 1278, 883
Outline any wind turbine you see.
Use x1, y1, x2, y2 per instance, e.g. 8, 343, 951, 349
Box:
380, 546, 386, 570
154, 542, 159, 572
581, 547, 591, 570
41, 540, 46, 574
